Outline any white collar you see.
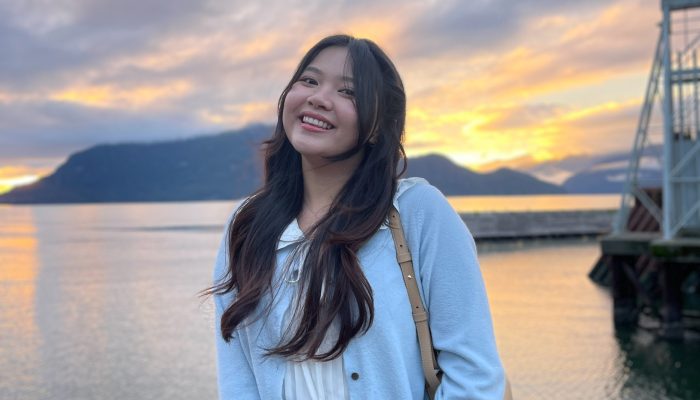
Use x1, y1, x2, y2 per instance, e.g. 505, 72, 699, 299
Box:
276, 177, 426, 251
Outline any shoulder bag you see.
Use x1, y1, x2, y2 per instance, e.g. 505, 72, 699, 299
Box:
387, 207, 513, 400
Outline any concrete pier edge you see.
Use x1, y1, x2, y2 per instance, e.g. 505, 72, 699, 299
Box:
460, 209, 616, 241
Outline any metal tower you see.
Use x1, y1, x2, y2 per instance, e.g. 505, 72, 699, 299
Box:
615, 0, 700, 239
600, 0, 700, 339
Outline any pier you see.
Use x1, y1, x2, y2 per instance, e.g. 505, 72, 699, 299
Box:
595, 0, 700, 340
462, 210, 613, 240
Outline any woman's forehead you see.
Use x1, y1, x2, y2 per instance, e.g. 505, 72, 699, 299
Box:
303, 46, 354, 80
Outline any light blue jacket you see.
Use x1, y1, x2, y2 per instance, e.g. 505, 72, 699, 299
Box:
213, 178, 506, 399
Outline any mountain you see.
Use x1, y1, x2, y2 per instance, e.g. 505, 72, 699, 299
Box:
517, 144, 663, 193
561, 146, 662, 193
405, 154, 565, 195
0, 125, 565, 204
0, 125, 269, 203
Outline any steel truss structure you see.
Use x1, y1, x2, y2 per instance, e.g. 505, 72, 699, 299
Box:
615, 0, 700, 239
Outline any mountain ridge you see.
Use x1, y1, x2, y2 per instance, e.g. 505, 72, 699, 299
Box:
0, 125, 566, 204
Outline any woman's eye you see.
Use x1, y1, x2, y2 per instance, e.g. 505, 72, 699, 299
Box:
298, 77, 317, 85
339, 88, 355, 97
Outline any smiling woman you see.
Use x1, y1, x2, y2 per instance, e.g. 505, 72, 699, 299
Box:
203, 34, 508, 400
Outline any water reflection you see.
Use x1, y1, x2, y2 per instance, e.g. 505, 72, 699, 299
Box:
449, 193, 620, 213
611, 328, 700, 400
1, 202, 699, 399
22, 203, 230, 399
0, 207, 41, 398
32, 205, 112, 398
479, 240, 620, 399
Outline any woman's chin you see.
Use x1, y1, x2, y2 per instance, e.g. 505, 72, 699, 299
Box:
289, 140, 333, 161
298, 152, 332, 167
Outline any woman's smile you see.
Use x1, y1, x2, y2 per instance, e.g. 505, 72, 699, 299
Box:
299, 112, 335, 131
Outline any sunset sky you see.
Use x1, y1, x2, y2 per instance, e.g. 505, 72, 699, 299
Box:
0, 0, 662, 194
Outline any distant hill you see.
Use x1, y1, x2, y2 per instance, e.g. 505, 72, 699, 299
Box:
0, 125, 566, 204
562, 146, 662, 194
522, 145, 663, 193
406, 154, 565, 195
0, 125, 268, 203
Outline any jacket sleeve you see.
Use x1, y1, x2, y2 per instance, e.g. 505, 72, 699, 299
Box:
212, 206, 261, 400
406, 184, 506, 400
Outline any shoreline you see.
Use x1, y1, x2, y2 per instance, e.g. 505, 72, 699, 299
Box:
104, 209, 618, 241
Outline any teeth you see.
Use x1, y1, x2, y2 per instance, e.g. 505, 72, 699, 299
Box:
302, 115, 333, 129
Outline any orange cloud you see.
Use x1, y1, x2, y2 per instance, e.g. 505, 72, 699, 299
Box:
50, 81, 192, 109
399, 1, 656, 170
199, 101, 276, 126
345, 20, 401, 54
405, 1, 656, 108
239, 32, 287, 59
404, 94, 641, 171
114, 40, 205, 72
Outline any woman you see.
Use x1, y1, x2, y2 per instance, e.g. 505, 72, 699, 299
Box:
207, 34, 506, 399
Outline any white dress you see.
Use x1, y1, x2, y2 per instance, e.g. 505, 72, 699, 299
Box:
283, 338, 350, 400
280, 222, 350, 400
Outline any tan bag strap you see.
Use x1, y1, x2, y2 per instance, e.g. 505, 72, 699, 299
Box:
388, 206, 514, 400
388, 207, 441, 399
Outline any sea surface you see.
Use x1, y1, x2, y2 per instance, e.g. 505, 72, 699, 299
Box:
1, 195, 698, 400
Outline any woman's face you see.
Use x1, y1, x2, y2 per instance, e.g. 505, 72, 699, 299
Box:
282, 46, 360, 166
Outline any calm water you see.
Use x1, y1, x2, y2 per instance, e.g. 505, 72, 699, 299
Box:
449, 193, 620, 213
1, 196, 698, 400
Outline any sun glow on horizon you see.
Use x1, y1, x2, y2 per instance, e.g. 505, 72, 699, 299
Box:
0, 166, 49, 195
0, 175, 40, 194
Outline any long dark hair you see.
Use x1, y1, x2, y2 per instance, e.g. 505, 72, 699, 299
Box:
206, 34, 406, 361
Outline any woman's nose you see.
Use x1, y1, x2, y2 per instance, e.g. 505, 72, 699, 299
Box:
307, 89, 332, 110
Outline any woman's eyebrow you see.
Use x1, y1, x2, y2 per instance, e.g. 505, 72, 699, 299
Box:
303, 66, 354, 83
303, 66, 322, 75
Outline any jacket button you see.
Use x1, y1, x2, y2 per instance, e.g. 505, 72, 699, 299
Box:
351, 372, 360, 380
